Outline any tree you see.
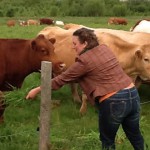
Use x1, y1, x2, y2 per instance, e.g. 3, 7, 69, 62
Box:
83, 0, 105, 16
113, 4, 127, 16
6, 8, 15, 17
50, 6, 59, 16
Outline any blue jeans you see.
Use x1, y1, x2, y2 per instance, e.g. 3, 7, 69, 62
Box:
96, 87, 144, 150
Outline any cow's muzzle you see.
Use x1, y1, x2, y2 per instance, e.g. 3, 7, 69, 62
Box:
54, 62, 66, 75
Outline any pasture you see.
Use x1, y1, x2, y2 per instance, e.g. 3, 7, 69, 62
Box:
0, 16, 150, 150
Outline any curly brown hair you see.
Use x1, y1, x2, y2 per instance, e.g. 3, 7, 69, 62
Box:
73, 28, 99, 50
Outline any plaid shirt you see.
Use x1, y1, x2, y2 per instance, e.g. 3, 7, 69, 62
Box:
52, 44, 132, 105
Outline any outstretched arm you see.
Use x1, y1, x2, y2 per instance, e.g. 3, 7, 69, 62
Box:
26, 58, 87, 99
26, 86, 41, 99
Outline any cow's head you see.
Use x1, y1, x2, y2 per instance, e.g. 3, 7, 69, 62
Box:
135, 44, 150, 80
31, 34, 66, 75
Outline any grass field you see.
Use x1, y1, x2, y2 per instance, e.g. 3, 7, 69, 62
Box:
0, 16, 150, 150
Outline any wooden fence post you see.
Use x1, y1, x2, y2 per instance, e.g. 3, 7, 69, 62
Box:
39, 61, 52, 150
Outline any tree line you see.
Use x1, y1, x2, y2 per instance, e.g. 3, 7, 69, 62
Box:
0, 0, 149, 17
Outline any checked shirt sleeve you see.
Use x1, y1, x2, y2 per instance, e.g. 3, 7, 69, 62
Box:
52, 57, 87, 90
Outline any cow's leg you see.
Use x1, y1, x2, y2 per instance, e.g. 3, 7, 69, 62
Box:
70, 83, 81, 103
70, 83, 88, 115
80, 91, 87, 115
0, 91, 6, 124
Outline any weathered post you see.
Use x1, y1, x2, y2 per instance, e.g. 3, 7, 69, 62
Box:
39, 61, 52, 150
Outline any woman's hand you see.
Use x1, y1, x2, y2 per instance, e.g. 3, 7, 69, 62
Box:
26, 86, 41, 100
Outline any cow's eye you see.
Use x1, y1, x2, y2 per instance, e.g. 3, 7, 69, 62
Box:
144, 58, 149, 62
41, 49, 48, 55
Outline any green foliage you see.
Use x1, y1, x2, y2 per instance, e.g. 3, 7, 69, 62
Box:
83, 0, 105, 16
68, 2, 82, 16
50, 6, 59, 17
0, 0, 150, 17
6, 8, 15, 17
113, 4, 128, 16
0, 10, 4, 17
135, 4, 147, 13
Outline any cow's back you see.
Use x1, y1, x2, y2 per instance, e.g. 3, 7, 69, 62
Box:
7, 20, 16, 27
0, 39, 31, 90
0, 39, 29, 61
131, 20, 150, 33
130, 19, 150, 31
108, 17, 127, 25
63, 24, 150, 45
95, 28, 150, 45
39, 18, 54, 25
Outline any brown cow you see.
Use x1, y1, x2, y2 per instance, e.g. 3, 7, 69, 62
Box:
0, 34, 66, 123
39, 18, 54, 25
27, 19, 39, 26
38, 26, 150, 114
108, 17, 128, 25
7, 20, 16, 27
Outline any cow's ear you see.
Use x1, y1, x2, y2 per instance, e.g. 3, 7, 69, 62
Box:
49, 38, 56, 44
135, 50, 143, 59
37, 34, 45, 39
31, 40, 36, 50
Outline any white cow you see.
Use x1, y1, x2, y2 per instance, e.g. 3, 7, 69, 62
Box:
130, 20, 150, 33
38, 26, 150, 114
55, 20, 65, 26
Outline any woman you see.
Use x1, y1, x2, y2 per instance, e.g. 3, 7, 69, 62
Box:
26, 28, 144, 150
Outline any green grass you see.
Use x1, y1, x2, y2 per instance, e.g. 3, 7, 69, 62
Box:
0, 16, 150, 150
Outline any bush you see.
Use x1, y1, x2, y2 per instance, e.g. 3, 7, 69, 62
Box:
0, 0, 149, 17
6, 9, 15, 17
83, 0, 105, 16
113, 4, 127, 16
50, 6, 59, 17
135, 5, 147, 13
0, 10, 4, 17
68, 3, 83, 16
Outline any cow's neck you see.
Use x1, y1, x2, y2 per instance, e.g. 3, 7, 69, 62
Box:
115, 49, 139, 82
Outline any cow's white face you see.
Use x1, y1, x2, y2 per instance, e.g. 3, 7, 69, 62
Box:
135, 45, 150, 80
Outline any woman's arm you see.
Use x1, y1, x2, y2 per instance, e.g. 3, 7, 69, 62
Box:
26, 86, 41, 99
26, 57, 87, 99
